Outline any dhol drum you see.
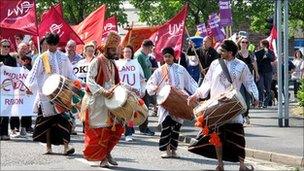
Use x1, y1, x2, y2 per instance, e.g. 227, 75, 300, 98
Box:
157, 85, 195, 120
42, 74, 83, 113
193, 88, 247, 130
105, 85, 148, 125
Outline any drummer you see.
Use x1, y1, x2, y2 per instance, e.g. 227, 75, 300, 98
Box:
146, 47, 198, 158
187, 40, 259, 171
81, 32, 124, 168
25, 32, 76, 155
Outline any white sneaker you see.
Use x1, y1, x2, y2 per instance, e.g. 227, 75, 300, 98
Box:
125, 135, 133, 142
245, 116, 250, 125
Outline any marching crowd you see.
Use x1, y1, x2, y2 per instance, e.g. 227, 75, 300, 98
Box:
0, 30, 303, 171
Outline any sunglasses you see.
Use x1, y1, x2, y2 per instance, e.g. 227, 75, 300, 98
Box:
2, 45, 10, 48
241, 41, 249, 44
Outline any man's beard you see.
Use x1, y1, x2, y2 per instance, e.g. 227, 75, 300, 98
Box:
106, 54, 117, 60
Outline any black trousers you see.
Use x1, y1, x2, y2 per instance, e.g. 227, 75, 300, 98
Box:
159, 115, 182, 151
0, 116, 9, 136
9, 116, 32, 130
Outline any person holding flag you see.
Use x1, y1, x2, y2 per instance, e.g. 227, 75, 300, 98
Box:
187, 36, 220, 86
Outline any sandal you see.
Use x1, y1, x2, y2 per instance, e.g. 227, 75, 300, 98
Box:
216, 165, 224, 171
100, 159, 110, 168
240, 164, 254, 171
64, 148, 75, 156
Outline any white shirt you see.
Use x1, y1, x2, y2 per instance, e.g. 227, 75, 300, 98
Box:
146, 63, 198, 124
291, 58, 304, 80
25, 50, 76, 116
115, 59, 146, 97
193, 58, 259, 124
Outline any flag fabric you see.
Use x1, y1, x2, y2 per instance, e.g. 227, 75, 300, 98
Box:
196, 23, 208, 37
72, 5, 106, 46
41, 3, 63, 22
101, 16, 118, 43
219, 0, 233, 27
149, 4, 188, 61
266, 26, 277, 56
0, 0, 38, 35
208, 13, 225, 42
38, 6, 83, 46
120, 26, 159, 52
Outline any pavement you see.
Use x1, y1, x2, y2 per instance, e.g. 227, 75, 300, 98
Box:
147, 101, 304, 168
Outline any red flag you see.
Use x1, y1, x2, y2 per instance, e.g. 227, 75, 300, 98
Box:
266, 26, 277, 56
149, 5, 188, 61
101, 16, 118, 43
0, 0, 38, 35
38, 7, 83, 46
120, 26, 159, 52
41, 3, 63, 22
72, 5, 106, 46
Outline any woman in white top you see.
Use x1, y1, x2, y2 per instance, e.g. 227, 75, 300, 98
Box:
291, 50, 304, 98
115, 45, 146, 142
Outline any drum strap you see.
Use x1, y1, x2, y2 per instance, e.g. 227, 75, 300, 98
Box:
160, 64, 171, 84
219, 59, 232, 84
41, 52, 52, 74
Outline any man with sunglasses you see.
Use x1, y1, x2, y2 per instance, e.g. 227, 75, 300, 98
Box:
0, 39, 17, 140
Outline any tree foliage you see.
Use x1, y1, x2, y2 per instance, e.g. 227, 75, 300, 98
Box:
36, 0, 128, 25
297, 79, 304, 107
129, 0, 304, 36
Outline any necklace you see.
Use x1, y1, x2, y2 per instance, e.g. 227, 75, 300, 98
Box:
105, 59, 115, 84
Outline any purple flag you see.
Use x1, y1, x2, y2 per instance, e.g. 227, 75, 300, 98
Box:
208, 13, 225, 42
196, 23, 208, 37
219, 0, 232, 27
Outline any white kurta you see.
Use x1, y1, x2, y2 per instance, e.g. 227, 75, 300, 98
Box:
25, 50, 76, 116
146, 63, 198, 124
193, 58, 259, 124
85, 57, 116, 128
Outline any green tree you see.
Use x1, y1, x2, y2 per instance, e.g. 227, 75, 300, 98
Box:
36, 0, 128, 25
129, 0, 304, 36
297, 79, 304, 107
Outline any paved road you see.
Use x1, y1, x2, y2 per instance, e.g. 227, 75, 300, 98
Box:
0, 129, 299, 171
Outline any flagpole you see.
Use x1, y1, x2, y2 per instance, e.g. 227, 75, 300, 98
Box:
185, 27, 205, 77
37, 36, 41, 55
127, 21, 134, 45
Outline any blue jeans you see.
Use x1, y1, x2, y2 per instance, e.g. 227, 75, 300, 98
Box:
257, 72, 273, 107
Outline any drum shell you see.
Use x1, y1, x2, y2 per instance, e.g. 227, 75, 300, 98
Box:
193, 89, 247, 130
42, 75, 76, 111
158, 86, 194, 120
105, 86, 148, 126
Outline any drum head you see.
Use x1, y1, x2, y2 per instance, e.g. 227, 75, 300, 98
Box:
156, 85, 171, 105
42, 74, 62, 96
105, 85, 128, 109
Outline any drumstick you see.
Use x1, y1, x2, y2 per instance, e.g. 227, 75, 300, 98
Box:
109, 84, 119, 93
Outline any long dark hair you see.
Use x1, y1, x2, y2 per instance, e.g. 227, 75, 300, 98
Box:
123, 45, 134, 59
294, 50, 303, 59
